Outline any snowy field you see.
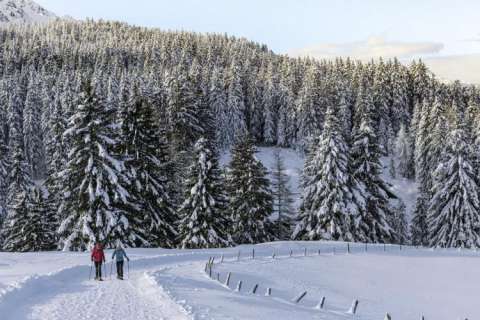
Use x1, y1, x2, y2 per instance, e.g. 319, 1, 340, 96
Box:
1, 242, 479, 320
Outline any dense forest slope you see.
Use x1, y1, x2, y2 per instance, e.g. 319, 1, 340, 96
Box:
0, 20, 478, 251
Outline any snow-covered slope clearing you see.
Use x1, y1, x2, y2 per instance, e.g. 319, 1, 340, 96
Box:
222, 147, 418, 217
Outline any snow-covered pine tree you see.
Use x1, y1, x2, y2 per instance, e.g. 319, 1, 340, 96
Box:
226, 60, 248, 144
44, 94, 66, 237
24, 187, 57, 251
293, 105, 356, 241
23, 75, 46, 180
389, 199, 409, 244
58, 80, 140, 250
177, 137, 230, 248
209, 67, 229, 149
263, 63, 279, 145
410, 194, 429, 246
351, 97, 398, 243
296, 65, 322, 152
164, 66, 205, 206
1, 127, 36, 251
394, 124, 412, 178
227, 135, 274, 244
119, 90, 177, 248
427, 128, 480, 248
389, 157, 396, 179
271, 149, 295, 240
0, 106, 10, 240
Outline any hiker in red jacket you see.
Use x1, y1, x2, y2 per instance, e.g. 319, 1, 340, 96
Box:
91, 242, 106, 281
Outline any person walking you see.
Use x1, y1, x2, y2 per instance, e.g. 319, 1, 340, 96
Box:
91, 242, 106, 281
111, 243, 130, 280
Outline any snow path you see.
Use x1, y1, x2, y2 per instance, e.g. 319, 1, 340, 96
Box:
0, 252, 221, 320
28, 271, 190, 320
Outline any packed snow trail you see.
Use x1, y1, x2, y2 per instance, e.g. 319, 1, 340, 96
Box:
0, 251, 219, 320
27, 271, 190, 320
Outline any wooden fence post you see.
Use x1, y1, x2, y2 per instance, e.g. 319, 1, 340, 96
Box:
235, 280, 242, 292
293, 291, 307, 303
272, 250, 276, 259
265, 288, 271, 296
384, 313, 392, 320
252, 248, 255, 260
237, 251, 241, 261
251, 284, 259, 294
348, 299, 359, 314
290, 249, 293, 257
315, 296, 326, 309
225, 272, 231, 287
347, 243, 350, 254
304, 247, 307, 257
318, 248, 321, 255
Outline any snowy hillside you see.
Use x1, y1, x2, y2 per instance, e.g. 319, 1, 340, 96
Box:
0, 0, 55, 24
0, 242, 478, 320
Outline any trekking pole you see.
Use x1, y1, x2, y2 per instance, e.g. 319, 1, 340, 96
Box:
89, 262, 93, 280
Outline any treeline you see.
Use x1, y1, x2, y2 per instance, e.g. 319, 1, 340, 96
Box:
0, 19, 478, 251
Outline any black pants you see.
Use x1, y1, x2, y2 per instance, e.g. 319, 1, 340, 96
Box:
95, 261, 103, 279
116, 261, 124, 278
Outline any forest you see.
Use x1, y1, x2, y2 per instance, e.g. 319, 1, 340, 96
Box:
0, 19, 479, 251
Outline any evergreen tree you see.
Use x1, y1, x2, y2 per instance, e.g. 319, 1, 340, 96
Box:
226, 60, 248, 144
394, 124, 412, 178
119, 92, 177, 247
410, 194, 429, 246
351, 107, 398, 243
271, 149, 295, 240
177, 138, 230, 248
293, 106, 356, 241
1, 139, 35, 251
58, 81, 139, 250
23, 76, 46, 180
227, 135, 273, 244
0, 108, 10, 240
427, 128, 480, 248
389, 200, 409, 244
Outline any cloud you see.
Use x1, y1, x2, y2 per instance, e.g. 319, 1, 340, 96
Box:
424, 54, 480, 84
290, 36, 444, 60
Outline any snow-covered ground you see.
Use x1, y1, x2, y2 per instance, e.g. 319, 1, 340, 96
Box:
1, 243, 479, 320
0, 148, 429, 320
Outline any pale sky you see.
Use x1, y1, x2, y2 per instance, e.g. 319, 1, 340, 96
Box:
36, 0, 480, 83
